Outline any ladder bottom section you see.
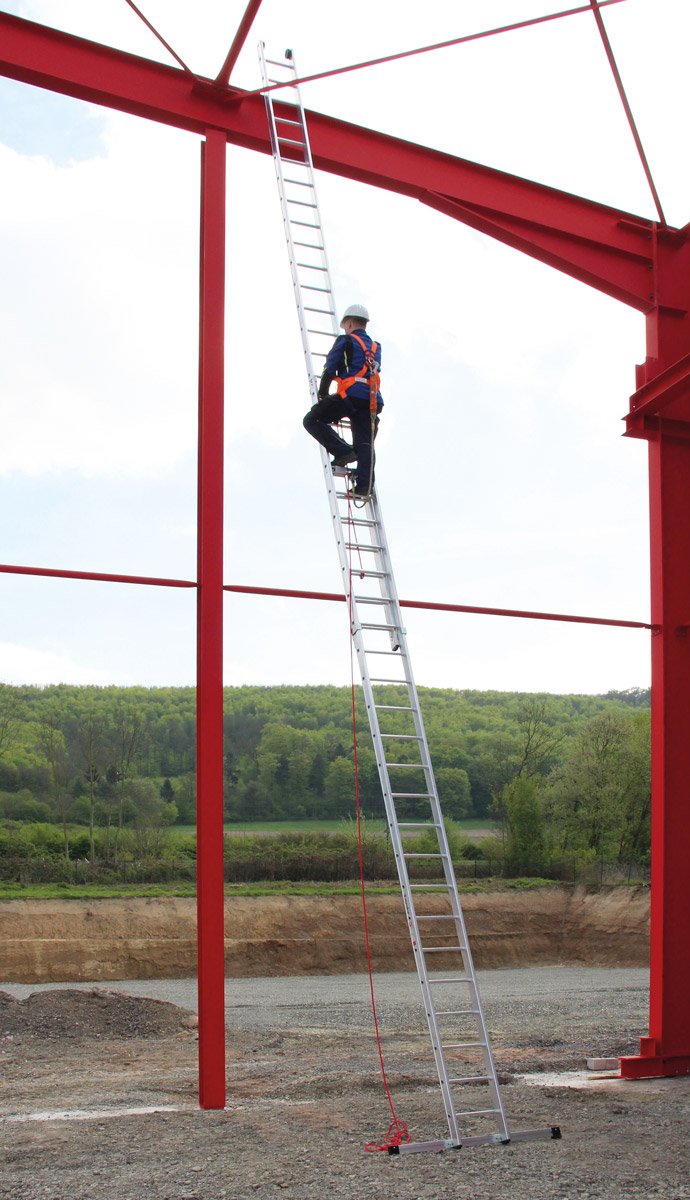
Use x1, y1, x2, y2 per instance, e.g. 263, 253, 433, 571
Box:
389, 1127, 562, 1156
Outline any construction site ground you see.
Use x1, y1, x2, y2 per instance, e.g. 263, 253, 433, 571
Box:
2, 887, 689, 1199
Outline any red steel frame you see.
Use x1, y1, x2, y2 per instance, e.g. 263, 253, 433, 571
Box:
1, 9, 689, 1101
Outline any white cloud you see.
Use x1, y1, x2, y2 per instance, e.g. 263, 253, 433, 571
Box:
0, 640, 112, 686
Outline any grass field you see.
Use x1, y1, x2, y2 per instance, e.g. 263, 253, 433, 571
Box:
171, 819, 494, 837
0, 878, 551, 901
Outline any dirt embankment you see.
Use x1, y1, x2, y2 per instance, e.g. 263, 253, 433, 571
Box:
0, 885, 649, 983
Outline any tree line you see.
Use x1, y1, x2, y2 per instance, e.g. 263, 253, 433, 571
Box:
0, 682, 651, 864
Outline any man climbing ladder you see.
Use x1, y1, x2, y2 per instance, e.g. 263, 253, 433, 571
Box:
303, 302, 383, 499
260, 41, 559, 1155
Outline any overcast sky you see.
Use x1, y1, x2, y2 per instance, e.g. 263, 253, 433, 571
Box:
0, 0, 685, 694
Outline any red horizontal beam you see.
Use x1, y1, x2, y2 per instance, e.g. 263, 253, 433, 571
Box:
0, 562, 196, 588
0, 12, 667, 312
225, 584, 651, 630
0, 564, 650, 628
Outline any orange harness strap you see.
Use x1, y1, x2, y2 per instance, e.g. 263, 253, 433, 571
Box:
336, 333, 380, 411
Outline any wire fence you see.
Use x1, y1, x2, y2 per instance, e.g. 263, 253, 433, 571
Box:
1, 853, 651, 887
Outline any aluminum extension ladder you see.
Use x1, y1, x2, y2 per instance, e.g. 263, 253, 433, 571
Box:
259, 43, 559, 1156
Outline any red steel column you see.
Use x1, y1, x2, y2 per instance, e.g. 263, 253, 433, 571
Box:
621, 428, 690, 1078
621, 270, 690, 1077
196, 128, 227, 1108
648, 432, 690, 1071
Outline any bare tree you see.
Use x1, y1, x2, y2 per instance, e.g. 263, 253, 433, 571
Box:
77, 711, 107, 865
36, 714, 72, 859
112, 704, 146, 863
492, 698, 568, 837
0, 683, 19, 761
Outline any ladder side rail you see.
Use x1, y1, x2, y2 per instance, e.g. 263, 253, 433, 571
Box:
259, 45, 334, 401
285, 65, 341, 353
367, 492, 509, 1139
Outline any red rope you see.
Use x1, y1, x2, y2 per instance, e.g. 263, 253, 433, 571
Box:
346, 497, 409, 1153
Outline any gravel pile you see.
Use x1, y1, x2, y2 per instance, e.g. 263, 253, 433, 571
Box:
0, 987, 196, 1042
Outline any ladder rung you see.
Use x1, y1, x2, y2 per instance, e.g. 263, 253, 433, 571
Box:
360, 622, 400, 631
285, 177, 312, 186
297, 261, 328, 269
386, 762, 427, 769
415, 914, 457, 920
356, 571, 390, 579
403, 853, 446, 859
363, 649, 407, 657
380, 733, 422, 740
428, 976, 473, 983
396, 809, 437, 814
436, 1010, 480, 1017
275, 117, 301, 127
443, 1043, 484, 1050
375, 705, 414, 711
304, 306, 335, 315
370, 676, 408, 683
278, 136, 306, 148
287, 198, 318, 208
449, 1076, 490, 1086
308, 328, 335, 336
265, 57, 293, 67
302, 284, 332, 294
345, 544, 380, 552
455, 1109, 500, 1118
409, 884, 452, 891
421, 945, 466, 953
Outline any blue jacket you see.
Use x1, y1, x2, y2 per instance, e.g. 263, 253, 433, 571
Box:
322, 330, 383, 408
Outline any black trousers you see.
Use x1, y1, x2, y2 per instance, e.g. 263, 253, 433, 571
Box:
303, 396, 378, 489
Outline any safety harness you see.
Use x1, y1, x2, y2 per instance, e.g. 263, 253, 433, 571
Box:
336, 333, 380, 415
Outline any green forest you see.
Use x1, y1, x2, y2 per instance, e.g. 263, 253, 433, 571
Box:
0, 682, 651, 868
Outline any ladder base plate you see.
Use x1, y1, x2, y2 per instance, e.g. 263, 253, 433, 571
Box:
388, 1127, 562, 1155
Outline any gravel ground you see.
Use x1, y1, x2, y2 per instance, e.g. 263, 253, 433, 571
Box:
2, 967, 690, 1200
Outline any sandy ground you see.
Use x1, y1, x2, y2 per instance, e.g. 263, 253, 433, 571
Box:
2, 966, 689, 1200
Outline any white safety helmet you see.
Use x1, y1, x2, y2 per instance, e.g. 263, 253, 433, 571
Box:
340, 303, 370, 326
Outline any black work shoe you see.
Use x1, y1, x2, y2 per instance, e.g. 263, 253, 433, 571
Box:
332, 449, 357, 468
348, 487, 372, 501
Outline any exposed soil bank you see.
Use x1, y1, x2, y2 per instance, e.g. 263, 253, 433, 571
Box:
0, 884, 649, 984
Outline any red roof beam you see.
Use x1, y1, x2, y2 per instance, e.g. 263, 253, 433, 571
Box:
0, 11, 669, 315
